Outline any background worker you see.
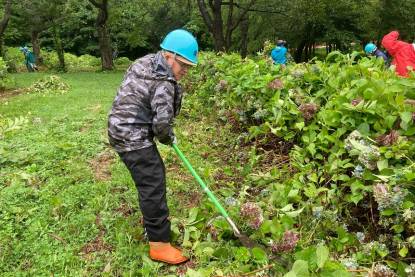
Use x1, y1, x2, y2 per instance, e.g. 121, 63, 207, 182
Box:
364, 42, 389, 65
19, 46, 38, 72
381, 30, 415, 77
271, 39, 288, 66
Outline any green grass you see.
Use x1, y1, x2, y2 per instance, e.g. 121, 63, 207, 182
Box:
0, 72, 268, 276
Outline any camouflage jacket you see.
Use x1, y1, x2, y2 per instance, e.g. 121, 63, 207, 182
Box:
108, 52, 182, 152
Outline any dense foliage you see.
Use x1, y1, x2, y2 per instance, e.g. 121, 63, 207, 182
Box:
0, 57, 13, 89
2, 0, 415, 63
182, 51, 415, 275
2, 47, 131, 72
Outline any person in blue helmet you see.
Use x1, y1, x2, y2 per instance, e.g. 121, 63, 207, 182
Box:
271, 39, 288, 66
19, 46, 38, 72
108, 29, 198, 265
364, 43, 389, 65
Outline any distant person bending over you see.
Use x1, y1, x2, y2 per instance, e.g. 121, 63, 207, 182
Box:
271, 39, 288, 66
19, 46, 38, 72
364, 43, 389, 65
381, 31, 415, 77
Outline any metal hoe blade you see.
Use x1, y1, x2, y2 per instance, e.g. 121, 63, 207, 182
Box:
225, 216, 258, 248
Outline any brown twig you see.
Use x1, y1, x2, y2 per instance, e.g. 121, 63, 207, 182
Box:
239, 264, 274, 276
347, 269, 369, 272
404, 99, 415, 106
49, 233, 67, 245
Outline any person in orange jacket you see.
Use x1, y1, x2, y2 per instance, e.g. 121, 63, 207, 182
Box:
381, 31, 415, 77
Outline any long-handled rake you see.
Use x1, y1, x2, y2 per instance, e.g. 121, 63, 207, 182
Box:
172, 143, 257, 248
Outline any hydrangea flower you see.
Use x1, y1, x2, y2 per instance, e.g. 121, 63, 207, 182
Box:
271, 230, 300, 253
355, 232, 365, 243
240, 202, 264, 229
353, 165, 364, 178
340, 257, 359, 270
345, 130, 380, 170
373, 183, 407, 211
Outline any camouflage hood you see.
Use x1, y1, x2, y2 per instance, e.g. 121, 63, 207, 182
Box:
108, 51, 183, 152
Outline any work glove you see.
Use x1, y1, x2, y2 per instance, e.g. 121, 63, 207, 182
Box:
158, 133, 176, 146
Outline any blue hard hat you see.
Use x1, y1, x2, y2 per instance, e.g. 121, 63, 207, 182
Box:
160, 29, 198, 65
364, 43, 377, 54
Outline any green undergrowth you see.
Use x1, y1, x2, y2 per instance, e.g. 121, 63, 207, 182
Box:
181, 51, 415, 276
0, 71, 283, 276
3, 49, 415, 276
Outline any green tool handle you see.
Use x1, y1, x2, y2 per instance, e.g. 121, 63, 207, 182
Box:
172, 143, 230, 218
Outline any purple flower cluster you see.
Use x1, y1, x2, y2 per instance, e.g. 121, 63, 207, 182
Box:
271, 230, 300, 253
351, 98, 363, 106
215, 79, 228, 92
240, 202, 264, 229
299, 103, 319, 121
268, 78, 284, 90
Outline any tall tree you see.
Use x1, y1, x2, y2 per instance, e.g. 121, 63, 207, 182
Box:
197, 0, 256, 51
11, 0, 69, 69
88, 0, 113, 70
0, 0, 12, 58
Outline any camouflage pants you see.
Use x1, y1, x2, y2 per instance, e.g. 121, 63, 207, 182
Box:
118, 145, 171, 242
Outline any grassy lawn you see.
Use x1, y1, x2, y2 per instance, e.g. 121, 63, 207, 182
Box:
1, 72, 261, 276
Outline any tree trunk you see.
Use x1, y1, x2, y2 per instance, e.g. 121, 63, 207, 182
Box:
294, 41, 306, 62
224, 0, 234, 50
53, 25, 65, 72
31, 30, 42, 65
97, 24, 113, 70
240, 15, 249, 58
89, 0, 113, 70
197, 0, 256, 52
0, 0, 12, 58
0, 37, 3, 60
210, 1, 226, 51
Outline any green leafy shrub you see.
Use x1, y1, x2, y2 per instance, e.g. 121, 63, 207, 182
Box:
78, 54, 101, 67
41, 50, 59, 69
183, 51, 415, 274
0, 115, 29, 165
114, 57, 132, 67
41, 50, 101, 71
0, 57, 14, 90
30, 75, 70, 94
3, 47, 23, 73
0, 115, 28, 139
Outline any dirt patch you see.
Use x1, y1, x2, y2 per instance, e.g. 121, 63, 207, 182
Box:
80, 214, 113, 255
175, 190, 203, 209
115, 199, 137, 217
79, 124, 91, 133
258, 150, 291, 171
0, 88, 28, 101
176, 260, 197, 276
90, 150, 115, 181
86, 104, 102, 113
110, 185, 129, 194
166, 161, 193, 183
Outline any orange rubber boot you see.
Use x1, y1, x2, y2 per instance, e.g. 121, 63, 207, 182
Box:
149, 242, 189, 264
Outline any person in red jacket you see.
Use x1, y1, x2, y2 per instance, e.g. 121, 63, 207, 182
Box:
381, 31, 415, 77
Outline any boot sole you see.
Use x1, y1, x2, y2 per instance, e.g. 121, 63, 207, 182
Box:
150, 257, 189, 265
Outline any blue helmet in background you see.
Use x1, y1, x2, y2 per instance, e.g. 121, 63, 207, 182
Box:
160, 29, 198, 65
19, 46, 29, 53
364, 43, 377, 54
